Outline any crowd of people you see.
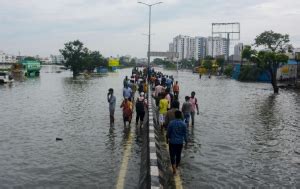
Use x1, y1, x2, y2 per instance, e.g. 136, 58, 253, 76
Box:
107, 67, 149, 127
149, 69, 199, 174
107, 67, 200, 175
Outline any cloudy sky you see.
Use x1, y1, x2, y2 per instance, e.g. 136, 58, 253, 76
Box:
0, 0, 299, 58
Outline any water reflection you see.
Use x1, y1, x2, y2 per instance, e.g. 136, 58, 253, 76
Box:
0, 67, 142, 188
158, 69, 300, 188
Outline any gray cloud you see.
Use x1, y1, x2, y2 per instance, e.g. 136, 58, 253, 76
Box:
0, 0, 299, 57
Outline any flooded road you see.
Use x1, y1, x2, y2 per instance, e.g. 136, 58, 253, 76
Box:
0, 66, 143, 188
161, 69, 300, 188
1, 66, 299, 188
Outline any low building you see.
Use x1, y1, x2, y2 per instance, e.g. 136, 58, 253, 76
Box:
0, 51, 17, 64
50, 55, 64, 64
0, 51, 5, 63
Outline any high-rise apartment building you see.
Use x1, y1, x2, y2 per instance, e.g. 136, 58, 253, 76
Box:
169, 35, 229, 60
169, 35, 207, 61
234, 43, 244, 56
171, 35, 191, 60
206, 37, 228, 58
194, 37, 207, 60
189, 37, 196, 60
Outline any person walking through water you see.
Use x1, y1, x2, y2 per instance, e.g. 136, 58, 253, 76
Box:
182, 96, 192, 127
123, 84, 132, 101
120, 97, 133, 127
135, 92, 147, 127
167, 110, 187, 174
173, 81, 179, 99
159, 93, 169, 131
107, 88, 116, 125
190, 91, 199, 126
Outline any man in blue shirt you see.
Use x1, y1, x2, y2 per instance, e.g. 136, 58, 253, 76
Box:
123, 85, 132, 100
167, 110, 187, 174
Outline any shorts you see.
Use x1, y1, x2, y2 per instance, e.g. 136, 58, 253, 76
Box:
159, 114, 165, 125
109, 109, 115, 116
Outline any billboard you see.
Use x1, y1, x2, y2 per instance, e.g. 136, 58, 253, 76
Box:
108, 58, 119, 67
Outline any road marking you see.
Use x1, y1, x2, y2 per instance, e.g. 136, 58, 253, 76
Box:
174, 173, 183, 189
115, 129, 133, 189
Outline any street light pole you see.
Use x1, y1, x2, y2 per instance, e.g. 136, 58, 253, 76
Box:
138, 1, 162, 78
148, 5, 151, 77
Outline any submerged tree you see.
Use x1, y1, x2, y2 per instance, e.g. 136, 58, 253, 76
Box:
241, 45, 257, 62
59, 40, 105, 76
253, 31, 290, 93
241, 31, 291, 93
59, 40, 88, 77
84, 51, 105, 72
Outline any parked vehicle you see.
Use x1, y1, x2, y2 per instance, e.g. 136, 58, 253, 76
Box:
0, 72, 13, 84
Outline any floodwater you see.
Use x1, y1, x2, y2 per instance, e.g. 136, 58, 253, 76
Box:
0, 66, 143, 188
161, 69, 300, 188
1, 66, 299, 188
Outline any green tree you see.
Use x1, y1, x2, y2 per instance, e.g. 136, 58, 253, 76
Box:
254, 31, 290, 93
241, 45, 257, 62
83, 51, 105, 72
129, 58, 136, 66
216, 57, 225, 67
23, 57, 37, 61
204, 55, 213, 60
254, 31, 290, 53
203, 59, 212, 71
224, 64, 233, 77
59, 40, 89, 77
153, 58, 164, 65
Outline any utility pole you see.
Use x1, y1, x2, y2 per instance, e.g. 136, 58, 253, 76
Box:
138, 1, 162, 79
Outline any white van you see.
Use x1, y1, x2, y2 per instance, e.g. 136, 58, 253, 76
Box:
0, 72, 13, 84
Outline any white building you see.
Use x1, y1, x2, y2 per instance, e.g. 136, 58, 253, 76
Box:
194, 37, 207, 60
234, 43, 244, 56
0, 51, 5, 63
169, 35, 229, 61
206, 37, 228, 58
0, 51, 17, 63
169, 43, 174, 53
172, 35, 191, 61
50, 55, 64, 64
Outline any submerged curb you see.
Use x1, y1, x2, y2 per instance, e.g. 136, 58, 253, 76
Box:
148, 88, 161, 189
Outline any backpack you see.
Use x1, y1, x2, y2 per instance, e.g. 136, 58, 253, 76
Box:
136, 99, 145, 112
138, 84, 143, 93
169, 93, 174, 103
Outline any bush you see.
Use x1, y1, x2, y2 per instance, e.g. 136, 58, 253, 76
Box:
224, 64, 233, 77
238, 65, 262, 81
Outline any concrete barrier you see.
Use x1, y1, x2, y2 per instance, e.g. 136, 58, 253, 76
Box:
148, 93, 161, 189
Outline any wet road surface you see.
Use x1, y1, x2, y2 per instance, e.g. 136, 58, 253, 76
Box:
160, 69, 300, 188
1, 66, 300, 188
0, 66, 143, 189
